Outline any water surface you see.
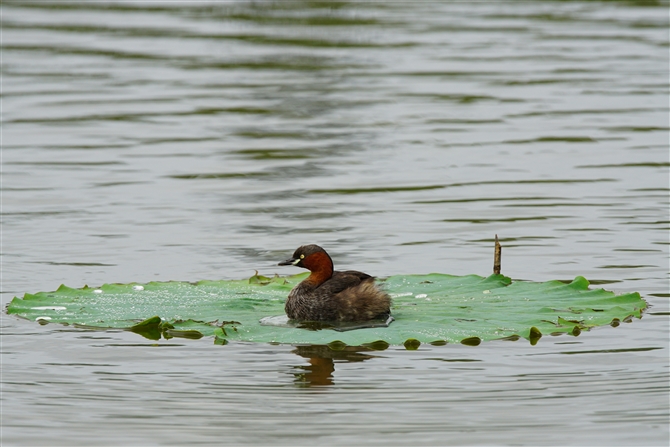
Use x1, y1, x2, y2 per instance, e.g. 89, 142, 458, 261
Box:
2, 2, 668, 446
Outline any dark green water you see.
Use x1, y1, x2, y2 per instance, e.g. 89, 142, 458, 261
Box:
2, 1, 668, 446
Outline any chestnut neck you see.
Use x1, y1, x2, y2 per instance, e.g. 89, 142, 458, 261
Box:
302, 251, 334, 286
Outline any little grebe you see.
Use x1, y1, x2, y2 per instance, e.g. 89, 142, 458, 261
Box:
278, 244, 391, 322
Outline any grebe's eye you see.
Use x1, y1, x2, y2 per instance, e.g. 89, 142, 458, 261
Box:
300, 254, 305, 259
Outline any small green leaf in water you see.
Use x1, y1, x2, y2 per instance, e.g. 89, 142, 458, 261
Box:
529, 326, 543, 345
404, 339, 421, 350
461, 337, 481, 346
362, 340, 390, 351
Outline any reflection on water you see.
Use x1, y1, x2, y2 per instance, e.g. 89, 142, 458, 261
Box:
2, 0, 668, 446
292, 345, 379, 387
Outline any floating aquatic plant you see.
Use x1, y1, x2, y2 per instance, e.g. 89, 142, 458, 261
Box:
6, 271, 646, 347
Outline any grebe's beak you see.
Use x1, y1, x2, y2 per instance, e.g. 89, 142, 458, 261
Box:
278, 257, 301, 266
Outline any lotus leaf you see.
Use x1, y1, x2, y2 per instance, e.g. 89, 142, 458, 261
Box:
6, 273, 646, 347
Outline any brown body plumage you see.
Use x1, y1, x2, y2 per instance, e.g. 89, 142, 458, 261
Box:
278, 244, 391, 322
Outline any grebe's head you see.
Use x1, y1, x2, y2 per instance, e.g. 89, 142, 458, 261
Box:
278, 244, 333, 272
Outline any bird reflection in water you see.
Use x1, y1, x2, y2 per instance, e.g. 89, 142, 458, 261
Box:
291, 343, 388, 387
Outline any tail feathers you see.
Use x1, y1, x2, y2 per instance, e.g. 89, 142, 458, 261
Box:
335, 279, 391, 321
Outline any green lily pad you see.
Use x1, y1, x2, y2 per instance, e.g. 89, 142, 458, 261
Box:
5, 273, 646, 346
